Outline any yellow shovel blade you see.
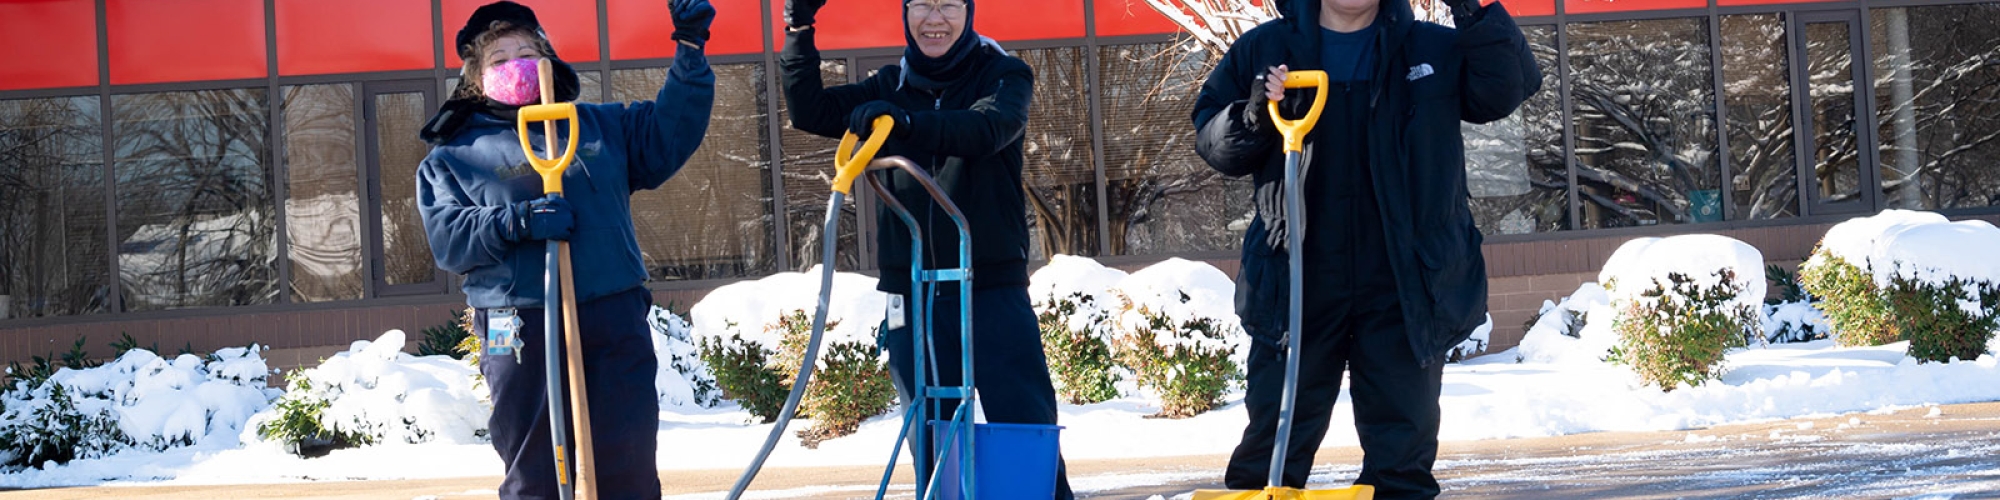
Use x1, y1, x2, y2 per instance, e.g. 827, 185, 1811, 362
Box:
1191, 485, 1374, 500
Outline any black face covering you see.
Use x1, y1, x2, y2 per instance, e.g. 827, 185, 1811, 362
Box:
902, 0, 980, 86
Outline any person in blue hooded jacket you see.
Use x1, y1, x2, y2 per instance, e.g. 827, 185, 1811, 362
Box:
1193, 0, 1540, 497
415, 1, 714, 498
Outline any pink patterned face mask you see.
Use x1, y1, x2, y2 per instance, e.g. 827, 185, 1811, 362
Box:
482, 58, 542, 106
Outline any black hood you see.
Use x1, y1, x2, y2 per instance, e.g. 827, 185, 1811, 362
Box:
903, 0, 984, 86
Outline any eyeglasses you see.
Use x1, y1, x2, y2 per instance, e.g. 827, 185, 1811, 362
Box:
906, 1, 967, 19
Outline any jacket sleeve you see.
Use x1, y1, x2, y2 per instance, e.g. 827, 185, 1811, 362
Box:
1193, 37, 1280, 178
903, 61, 1032, 158
1457, 1, 1544, 124
620, 43, 716, 192
781, 28, 882, 139
418, 156, 519, 275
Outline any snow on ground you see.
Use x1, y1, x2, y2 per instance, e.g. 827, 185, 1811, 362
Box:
6, 238, 2000, 491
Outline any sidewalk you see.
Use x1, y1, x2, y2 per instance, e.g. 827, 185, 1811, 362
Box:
9, 402, 2000, 499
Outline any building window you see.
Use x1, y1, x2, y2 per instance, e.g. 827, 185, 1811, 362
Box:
112, 89, 278, 310
0, 97, 110, 319
1871, 4, 2000, 211
779, 60, 862, 272
1720, 14, 1798, 220
371, 90, 435, 289
614, 63, 777, 282
1100, 42, 1251, 256
1567, 18, 1722, 228
1467, 25, 1567, 235
1014, 47, 1099, 259
281, 85, 363, 302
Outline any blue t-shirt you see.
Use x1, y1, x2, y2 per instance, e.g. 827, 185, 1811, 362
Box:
1321, 25, 1377, 83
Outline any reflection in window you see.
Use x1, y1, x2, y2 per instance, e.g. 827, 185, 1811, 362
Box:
779, 60, 862, 272
1805, 21, 1863, 207
282, 85, 363, 302
615, 64, 776, 281
1872, 5, 2000, 210
1721, 14, 1798, 219
375, 92, 435, 287
113, 89, 278, 310
1014, 47, 1099, 259
1466, 25, 1566, 235
1100, 43, 1251, 256
1568, 18, 1721, 228
0, 97, 110, 318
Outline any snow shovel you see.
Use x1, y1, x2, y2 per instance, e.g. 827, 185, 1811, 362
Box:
725, 115, 894, 500
860, 154, 979, 500
1192, 70, 1373, 500
517, 58, 596, 500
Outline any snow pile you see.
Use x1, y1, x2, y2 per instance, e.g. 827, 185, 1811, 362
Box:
1027, 254, 1131, 332
1764, 300, 1831, 344
1114, 258, 1247, 362
648, 306, 722, 409
1809, 209, 1949, 269
0, 346, 278, 470
244, 331, 489, 447
1869, 219, 2000, 309
1516, 282, 1618, 365
689, 266, 888, 349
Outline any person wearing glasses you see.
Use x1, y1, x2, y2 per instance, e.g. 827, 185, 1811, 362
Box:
415, 1, 714, 498
1191, 0, 1540, 497
779, 0, 1073, 497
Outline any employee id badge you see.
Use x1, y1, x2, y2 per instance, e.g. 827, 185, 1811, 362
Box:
486, 308, 525, 362
886, 295, 906, 331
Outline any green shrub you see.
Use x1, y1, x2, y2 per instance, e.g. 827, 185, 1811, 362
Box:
1114, 306, 1241, 418
698, 331, 789, 423
0, 383, 128, 469
793, 341, 895, 448
1886, 275, 2000, 363
1037, 292, 1122, 405
417, 309, 474, 360
256, 378, 375, 457
1608, 270, 1758, 391
1766, 264, 1807, 305
1800, 253, 1900, 347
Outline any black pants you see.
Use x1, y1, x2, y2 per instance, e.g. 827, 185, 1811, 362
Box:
478, 287, 661, 500
884, 286, 1074, 499
1224, 287, 1445, 499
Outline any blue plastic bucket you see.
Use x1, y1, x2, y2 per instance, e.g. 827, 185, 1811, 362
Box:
928, 421, 1064, 500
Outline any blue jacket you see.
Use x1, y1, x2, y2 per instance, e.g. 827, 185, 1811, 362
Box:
418, 48, 714, 309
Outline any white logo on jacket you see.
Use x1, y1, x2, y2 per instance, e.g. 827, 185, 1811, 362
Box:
1407, 63, 1435, 81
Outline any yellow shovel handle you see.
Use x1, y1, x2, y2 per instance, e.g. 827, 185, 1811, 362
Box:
1268, 70, 1330, 153
832, 115, 895, 195
517, 102, 581, 195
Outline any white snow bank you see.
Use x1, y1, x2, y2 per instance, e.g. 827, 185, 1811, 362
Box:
1599, 234, 1767, 315
689, 266, 888, 348
243, 330, 488, 447
1811, 209, 1949, 268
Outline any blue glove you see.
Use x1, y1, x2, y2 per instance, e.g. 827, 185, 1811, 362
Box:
513, 195, 574, 242
670, 0, 715, 46
848, 100, 913, 139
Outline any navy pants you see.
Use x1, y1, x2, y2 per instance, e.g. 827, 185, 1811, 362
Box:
1223, 287, 1445, 499
884, 286, 1075, 499
477, 286, 661, 500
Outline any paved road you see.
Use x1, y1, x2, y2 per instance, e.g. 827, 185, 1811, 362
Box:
9, 403, 2000, 499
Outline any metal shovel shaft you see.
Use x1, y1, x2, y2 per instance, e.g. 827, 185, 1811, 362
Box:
727, 192, 842, 500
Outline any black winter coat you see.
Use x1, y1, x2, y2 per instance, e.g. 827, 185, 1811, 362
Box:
781, 29, 1035, 295
1193, 0, 1541, 366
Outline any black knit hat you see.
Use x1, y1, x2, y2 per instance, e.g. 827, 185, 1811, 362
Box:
456, 1, 554, 60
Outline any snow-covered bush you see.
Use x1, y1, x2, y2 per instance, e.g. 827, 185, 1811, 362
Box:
648, 306, 720, 409
1800, 210, 1947, 347
0, 343, 276, 469
249, 330, 489, 456
1599, 236, 1766, 391
1869, 220, 2000, 363
1763, 300, 1830, 344
1446, 315, 1493, 363
690, 269, 891, 444
1029, 255, 1132, 405
1801, 211, 2000, 362
1516, 283, 1616, 364
1109, 259, 1245, 418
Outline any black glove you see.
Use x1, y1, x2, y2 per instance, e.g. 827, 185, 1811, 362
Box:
848, 100, 913, 139
1445, 0, 1483, 26
512, 195, 574, 242
670, 0, 715, 46
1242, 69, 1313, 133
785, 0, 827, 28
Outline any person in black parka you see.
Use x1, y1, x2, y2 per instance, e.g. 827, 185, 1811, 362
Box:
778, 0, 1073, 498
1192, 0, 1540, 497
416, 1, 714, 498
